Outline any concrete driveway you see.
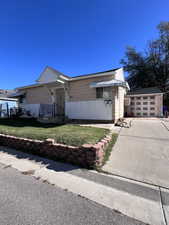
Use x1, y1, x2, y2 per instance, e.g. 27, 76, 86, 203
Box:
103, 119, 169, 188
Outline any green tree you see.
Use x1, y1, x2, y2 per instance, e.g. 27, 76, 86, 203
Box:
121, 22, 169, 92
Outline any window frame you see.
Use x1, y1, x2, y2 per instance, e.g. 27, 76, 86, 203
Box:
96, 87, 104, 99
96, 87, 112, 99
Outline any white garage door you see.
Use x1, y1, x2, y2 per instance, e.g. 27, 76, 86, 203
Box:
130, 95, 157, 117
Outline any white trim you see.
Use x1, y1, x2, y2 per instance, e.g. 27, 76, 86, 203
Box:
69, 71, 116, 81
0, 97, 17, 101
57, 79, 65, 84
90, 79, 128, 88
17, 80, 65, 90
60, 75, 70, 81
17, 83, 44, 90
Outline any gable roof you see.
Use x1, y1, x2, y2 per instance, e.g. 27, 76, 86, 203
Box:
46, 66, 70, 79
16, 66, 121, 90
36, 66, 70, 83
128, 87, 162, 95
72, 68, 120, 79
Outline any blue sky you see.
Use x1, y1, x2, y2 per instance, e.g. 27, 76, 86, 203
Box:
0, 0, 169, 89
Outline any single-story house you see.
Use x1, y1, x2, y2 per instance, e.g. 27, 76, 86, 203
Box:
125, 87, 163, 117
10, 66, 129, 122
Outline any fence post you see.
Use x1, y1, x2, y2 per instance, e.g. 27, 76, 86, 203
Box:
6, 102, 9, 118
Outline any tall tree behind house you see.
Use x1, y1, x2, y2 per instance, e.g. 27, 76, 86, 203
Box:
121, 22, 169, 93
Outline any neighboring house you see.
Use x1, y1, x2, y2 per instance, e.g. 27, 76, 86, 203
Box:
125, 87, 163, 117
0, 89, 17, 117
0, 89, 16, 98
11, 66, 129, 122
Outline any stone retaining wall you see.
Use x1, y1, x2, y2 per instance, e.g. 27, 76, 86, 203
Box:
0, 133, 112, 168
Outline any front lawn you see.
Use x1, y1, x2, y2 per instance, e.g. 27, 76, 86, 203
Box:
0, 119, 109, 146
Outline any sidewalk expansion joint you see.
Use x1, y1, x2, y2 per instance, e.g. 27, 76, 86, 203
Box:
159, 187, 168, 225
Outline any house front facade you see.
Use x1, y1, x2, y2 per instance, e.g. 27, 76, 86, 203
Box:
12, 66, 129, 122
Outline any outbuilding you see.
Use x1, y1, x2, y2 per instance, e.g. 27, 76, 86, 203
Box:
125, 87, 163, 117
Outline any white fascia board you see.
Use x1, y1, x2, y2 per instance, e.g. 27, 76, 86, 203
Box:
90, 80, 128, 89
126, 82, 130, 90
60, 75, 70, 81
0, 97, 18, 101
17, 83, 43, 90
17, 78, 67, 90
69, 71, 116, 81
56, 79, 65, 84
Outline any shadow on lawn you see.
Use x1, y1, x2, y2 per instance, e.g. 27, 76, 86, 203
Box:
0, 118, 63, 128
0, 146, 79, 172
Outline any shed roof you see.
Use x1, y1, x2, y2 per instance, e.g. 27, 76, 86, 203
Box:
128, 87, 162, 95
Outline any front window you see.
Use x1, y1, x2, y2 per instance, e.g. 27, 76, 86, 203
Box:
96, 87, 112, 99
96, 87, 103, 98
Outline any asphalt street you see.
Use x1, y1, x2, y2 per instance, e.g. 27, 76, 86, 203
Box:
0, 162, 145, 225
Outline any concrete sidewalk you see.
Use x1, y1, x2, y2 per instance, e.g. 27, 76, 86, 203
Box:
0, 146, 168, 225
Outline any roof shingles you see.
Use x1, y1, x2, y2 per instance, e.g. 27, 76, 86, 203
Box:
128, 87, 162, 95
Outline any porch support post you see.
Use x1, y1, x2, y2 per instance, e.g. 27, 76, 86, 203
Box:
43, 85, 55, 104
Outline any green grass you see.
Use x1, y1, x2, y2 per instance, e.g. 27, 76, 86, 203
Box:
0, 118, 109, 147
96, 133, 118, 171
102, 133, 118, 165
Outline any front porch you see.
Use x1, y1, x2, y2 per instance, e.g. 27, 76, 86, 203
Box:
38, 85, 66, 123
10, 77, 67, 123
